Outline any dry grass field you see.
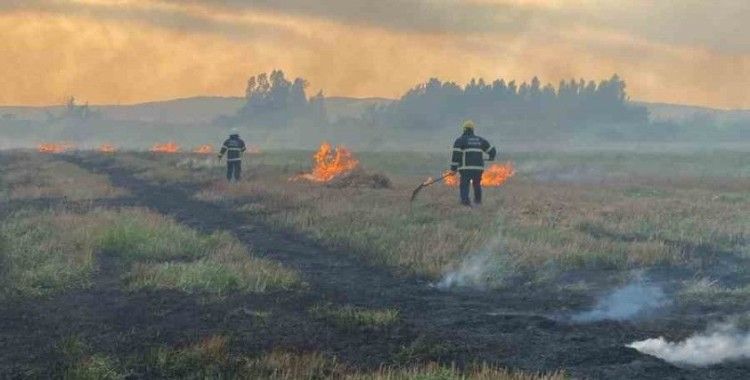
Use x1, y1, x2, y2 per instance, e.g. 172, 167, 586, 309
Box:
2, 148, 749, 378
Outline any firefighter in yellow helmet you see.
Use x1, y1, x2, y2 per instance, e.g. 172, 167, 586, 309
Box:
450, 120, 497, 206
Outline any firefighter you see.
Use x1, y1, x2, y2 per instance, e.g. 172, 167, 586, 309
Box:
218, 128, 247, 182
450, 120, 497, 206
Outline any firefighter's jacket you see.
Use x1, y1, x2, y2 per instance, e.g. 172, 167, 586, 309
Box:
450, 131, 496, 172
219, 135, 246, 162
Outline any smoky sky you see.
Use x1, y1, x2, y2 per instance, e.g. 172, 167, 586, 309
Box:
1, 0, 749, 108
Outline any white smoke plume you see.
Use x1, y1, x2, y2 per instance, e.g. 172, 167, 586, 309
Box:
436, 231, 511, 290
629, 321, 750, 366
437, 250, 495, 289
571, 275, 668, 322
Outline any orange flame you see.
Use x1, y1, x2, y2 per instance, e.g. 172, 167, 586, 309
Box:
444, 163, 515, 187
37, 143, 74, 154
295, 142, 359, 182
150, 142, 180, 153
193, 144, 214, 154
444, 172, 458, 186
98, 144, 117, 153
246, 146, 262, 155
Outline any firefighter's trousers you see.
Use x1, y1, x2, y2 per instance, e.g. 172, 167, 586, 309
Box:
226, 160, 241, 182
459, 169, 483, 205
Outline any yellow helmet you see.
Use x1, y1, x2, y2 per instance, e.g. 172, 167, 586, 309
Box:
462, 120, 475, 130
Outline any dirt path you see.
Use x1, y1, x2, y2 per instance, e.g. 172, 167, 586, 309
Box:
3, 153, 748, 378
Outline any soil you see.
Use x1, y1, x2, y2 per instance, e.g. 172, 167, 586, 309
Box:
0, 152, 748, 379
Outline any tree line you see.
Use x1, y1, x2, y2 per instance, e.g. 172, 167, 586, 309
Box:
224, 70, 648, 134
371, 74, 648, 131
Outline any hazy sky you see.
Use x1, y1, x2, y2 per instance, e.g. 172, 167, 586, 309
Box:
2, 0, 749, 108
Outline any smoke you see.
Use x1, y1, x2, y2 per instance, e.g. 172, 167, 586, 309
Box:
436, 231, 513, 290
437, 250, 495, 290
176, 157, 223, 169
629, 321, 750, 366
571, 275, 668, 322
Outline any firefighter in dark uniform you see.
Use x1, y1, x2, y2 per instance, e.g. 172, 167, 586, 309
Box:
450, 120, 497, 206
218, 129, 247, 182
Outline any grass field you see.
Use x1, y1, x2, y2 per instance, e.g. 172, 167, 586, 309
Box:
0, 152, 125, 201
2, 148, 749, 378
177, 150, 750, 291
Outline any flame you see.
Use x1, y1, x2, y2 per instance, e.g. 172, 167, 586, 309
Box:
444, 163, 515, 187
150, 142, 180, 153
444, 171, 458, 186
37, 143, 74, 153
481, 163, 516, 186
98, 143, 117, 153
193, 144, 214, 154
246, 146, 262, 155
295, 142, 359, 182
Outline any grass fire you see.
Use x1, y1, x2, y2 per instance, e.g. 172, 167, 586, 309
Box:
98, 143, 117, 153
294, 142, 359, 182
193, 144, 214, 154
37, 143, 74, 154
2, 2, 749, 377
443, 163, 515, 187
150, 142, 180, 153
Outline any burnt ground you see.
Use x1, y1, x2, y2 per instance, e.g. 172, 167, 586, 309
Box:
1, 152, 749, 379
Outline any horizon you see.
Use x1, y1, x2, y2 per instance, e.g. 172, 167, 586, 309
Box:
1, 84, 747, 113
2, 1, 749, 109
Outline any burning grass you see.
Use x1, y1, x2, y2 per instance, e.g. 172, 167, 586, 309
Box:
37, 142, 75, 154
0, 208, 299, 298
444, 163, 516, 187
294, 142, 359, 182
1, 153, 125, 201
150, 142, 180, 153
98, 143, 117, 153
193, 144, 214, 154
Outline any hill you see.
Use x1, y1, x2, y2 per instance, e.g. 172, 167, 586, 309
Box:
1, 97, 748, 126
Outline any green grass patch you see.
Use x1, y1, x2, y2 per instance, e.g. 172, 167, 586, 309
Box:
97, 210, 212, 264
146, 336, 229, 379
128, 257, 298, 295
0, 211, 100, 297
0, 208, 299, 298
309, 303, 399, 330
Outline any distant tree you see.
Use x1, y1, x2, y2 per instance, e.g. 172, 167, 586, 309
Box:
233, 70, 324, 127
63, 96, 95, 120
